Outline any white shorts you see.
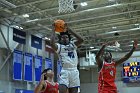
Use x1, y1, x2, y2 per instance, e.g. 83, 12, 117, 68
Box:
58, 68, 80, 88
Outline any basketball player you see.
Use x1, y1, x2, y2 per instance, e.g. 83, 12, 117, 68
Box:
50, 24, 84, 93
34, 68, 59, 93
96, 40, 138, 93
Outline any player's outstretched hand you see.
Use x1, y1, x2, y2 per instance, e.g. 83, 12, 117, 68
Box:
133, 40, 138, 48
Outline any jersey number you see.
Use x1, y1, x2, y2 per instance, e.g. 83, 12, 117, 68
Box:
68, 52, 74, 58
110, 71, 114, 76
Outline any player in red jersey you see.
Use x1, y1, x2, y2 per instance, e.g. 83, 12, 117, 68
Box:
34, 68, 59, 93
96, 40, 138, 93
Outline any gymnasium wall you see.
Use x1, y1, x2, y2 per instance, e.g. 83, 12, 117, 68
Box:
0, 24, 53, 93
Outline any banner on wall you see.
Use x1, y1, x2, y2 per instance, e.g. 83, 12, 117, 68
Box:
34, 55, 42, 81
24, 53, 33, 82
13, 28, 26, 44
122, 61, 140, 83
13, 49, 22, 80
15, 89, 33, 93
45, 58, 52, 69
31, 35, 42, 49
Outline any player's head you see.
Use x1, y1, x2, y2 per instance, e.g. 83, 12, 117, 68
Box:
42, 68, 54, 80
102, 51, 112, 62
59, 31, 71, 45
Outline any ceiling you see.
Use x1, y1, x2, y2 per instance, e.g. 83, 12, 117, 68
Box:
0, 0, 140, 53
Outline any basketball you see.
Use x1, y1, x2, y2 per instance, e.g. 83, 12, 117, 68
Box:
54, 19, 66, 32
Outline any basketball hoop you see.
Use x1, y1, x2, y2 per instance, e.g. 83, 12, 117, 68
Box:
58, 0, 75, 13
115, 41, 120, 47
106, 41, 121, 51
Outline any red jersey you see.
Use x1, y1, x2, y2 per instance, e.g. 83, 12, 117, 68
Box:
98, 61, 117, 93
42, 81, 59, 93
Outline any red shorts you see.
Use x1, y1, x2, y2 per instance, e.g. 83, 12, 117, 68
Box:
98, 89, 117, 93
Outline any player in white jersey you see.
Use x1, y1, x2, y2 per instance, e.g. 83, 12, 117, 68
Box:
56, 40, 78, 68
50, 25, 83, 93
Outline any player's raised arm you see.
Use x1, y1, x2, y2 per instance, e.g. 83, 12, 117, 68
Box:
67, 27, 84, 47
50, 24, 58, 51
115, 40, 138, 66
96, 44, 106, 68
34, 73, 46, 93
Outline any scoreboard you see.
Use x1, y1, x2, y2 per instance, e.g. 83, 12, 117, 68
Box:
122, 62, 140, 83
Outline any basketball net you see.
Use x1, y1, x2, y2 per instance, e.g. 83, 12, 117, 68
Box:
58, 0, 75, 13
115, 41, 120, 47
106, 41, 121, 51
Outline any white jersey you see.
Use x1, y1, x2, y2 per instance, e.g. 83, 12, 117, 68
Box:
56, 41, 78, 68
